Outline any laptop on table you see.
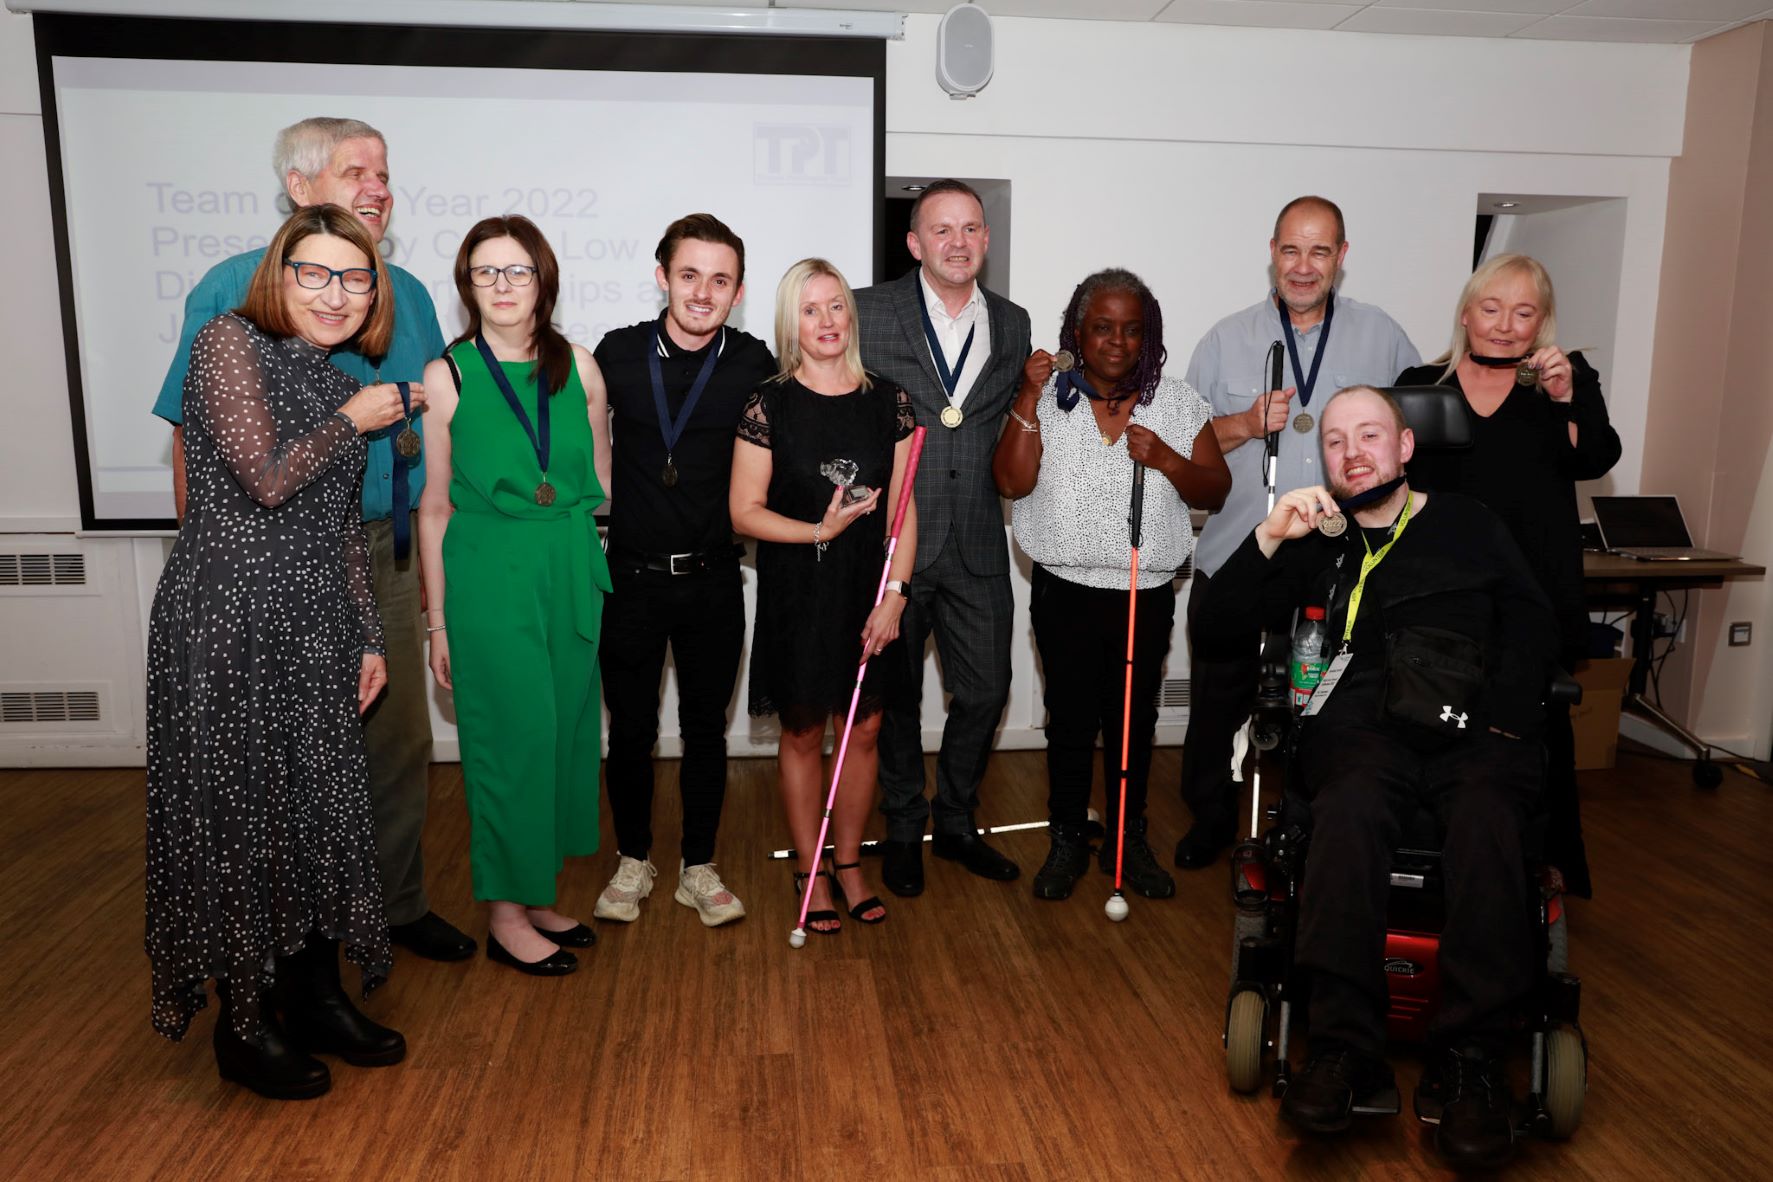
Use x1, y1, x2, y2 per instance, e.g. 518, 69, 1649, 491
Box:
1591, 496, 1739, 562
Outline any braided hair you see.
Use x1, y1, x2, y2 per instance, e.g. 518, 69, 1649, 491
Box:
1056, 268, 1167, 407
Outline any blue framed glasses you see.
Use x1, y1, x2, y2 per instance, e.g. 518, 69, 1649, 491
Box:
286, 259, 376, 295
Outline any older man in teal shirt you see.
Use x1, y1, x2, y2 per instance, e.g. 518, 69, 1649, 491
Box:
153, 117, 472, 963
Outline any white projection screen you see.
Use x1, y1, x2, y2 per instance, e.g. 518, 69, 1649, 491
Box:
35, 16, 885, 530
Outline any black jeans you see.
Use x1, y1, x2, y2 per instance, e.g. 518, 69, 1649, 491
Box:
599, 560, 745, 867
1029, 565, 1178, 827
1294, 720, 1542, 1058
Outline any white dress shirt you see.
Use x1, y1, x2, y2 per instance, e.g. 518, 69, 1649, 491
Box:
919, 270, 990, 412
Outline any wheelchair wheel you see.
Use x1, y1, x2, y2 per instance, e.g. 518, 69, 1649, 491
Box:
1226, 990, 1267, 1094
1543, 1026, 1586, 1137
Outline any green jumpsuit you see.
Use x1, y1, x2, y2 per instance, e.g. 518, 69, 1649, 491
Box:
443, 342, 612, 904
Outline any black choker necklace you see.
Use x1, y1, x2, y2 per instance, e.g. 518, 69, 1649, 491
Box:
1468, 353, 1526, 368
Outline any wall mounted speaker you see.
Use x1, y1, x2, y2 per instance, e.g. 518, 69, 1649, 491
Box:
936, 3, 993, 100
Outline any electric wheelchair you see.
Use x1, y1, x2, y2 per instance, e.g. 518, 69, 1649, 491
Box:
1217, 386, 1589, 1143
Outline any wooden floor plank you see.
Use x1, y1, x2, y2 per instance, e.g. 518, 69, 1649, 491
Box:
0, 745, 1767, 1180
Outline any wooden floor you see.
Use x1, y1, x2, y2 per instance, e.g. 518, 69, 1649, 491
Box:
1, 746, 1767, 1180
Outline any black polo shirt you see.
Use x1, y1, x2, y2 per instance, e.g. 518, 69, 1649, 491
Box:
594, 314, 776, 555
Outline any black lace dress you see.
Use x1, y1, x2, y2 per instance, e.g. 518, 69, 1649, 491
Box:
738, 375, 916, 732
145, 313, 391, 1042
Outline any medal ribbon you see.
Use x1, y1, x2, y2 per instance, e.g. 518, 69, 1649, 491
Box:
647, 321, 722, 474
474, 333, 550, 486
390, 380, 413, 560
1340, 489, 1413, 648
916, 292, 976, 410
1274, 288, 1335, 408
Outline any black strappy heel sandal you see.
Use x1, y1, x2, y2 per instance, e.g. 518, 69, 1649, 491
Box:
793, 869, 842, 934
830, 859, 887, 924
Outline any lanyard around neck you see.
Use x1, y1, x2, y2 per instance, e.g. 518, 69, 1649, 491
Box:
1275, 289, 1335, 408
1340, 491, 1413, 648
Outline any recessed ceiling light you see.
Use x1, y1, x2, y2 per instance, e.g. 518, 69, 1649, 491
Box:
1494, 200, 1520, 209
902, 184, 927, 192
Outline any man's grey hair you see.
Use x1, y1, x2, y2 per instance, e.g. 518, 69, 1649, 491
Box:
273, 117, 384, 182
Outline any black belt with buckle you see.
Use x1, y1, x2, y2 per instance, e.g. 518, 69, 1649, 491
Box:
607, 543, 744, 576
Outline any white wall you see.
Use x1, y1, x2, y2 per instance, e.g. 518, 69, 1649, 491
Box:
0, 9, 1697, 764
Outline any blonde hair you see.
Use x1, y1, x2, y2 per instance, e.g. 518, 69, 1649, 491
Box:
770, 257, 871, 390
1435, 252, 1558, 378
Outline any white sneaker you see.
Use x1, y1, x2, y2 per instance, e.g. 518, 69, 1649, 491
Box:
594, 855, 656, 922
674, 861, 746, 927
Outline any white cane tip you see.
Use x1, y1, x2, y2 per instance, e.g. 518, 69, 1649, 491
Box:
1104, 895, 1129, 922
788, 928, 807, 949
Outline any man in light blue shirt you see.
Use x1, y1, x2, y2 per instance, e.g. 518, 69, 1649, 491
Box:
1176, 196, 1420, 869
153, 117, 472, 962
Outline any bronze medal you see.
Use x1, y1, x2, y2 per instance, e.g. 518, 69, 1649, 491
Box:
395, 426, 421, 458
1516, 361, 1540, 386
1053, 349, 1076, 373
940, 405, 964, 429
1317, 513, 1347, 538
1293, 412, 1314, 434
535, 480, 556, 507
662, 459, 679, 488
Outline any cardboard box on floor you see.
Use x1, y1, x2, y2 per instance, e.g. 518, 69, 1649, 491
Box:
1572, 657, 1634, 770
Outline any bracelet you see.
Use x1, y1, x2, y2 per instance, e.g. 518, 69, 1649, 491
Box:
1009, 408, 1039, 433
425, 624, 446, 634
812, 519, 828, 560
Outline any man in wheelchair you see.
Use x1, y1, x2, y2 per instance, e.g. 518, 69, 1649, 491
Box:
1197, 386, 1559, 1171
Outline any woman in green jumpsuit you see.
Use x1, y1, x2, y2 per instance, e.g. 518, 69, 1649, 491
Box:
418, 216, 612, 976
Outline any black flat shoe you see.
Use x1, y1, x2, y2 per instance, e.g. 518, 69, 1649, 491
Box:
390, 911, 478, 961
486, 933, 578, 976
531, 922, 597, 948
793, 870, 842, 934
932, 832, 1021, 881
830, 860, 886, 924
880, 840, 924, 897
1280, 1044, 1398, 1134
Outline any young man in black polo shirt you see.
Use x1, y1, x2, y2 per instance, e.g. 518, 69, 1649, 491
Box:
593, 214, 775, 927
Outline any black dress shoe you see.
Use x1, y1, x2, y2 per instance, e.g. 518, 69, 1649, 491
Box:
1174, 819, 1236, 869
275, 937, 406, 1067
532, 922, 597, 948
1280, 1044, 1397, 1134
932, 832, 1020, 881
389, 911, 478, 961
1424, 1044, 1517, 1171
213, 980, 330, 1100
880, 839, 924, 897
486, 933, 578, 976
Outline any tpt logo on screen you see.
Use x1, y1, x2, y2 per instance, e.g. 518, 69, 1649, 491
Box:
754, 124, 852, 185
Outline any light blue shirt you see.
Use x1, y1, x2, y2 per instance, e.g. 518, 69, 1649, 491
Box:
1187, 292, 1420, 577
152, 247, 445, 521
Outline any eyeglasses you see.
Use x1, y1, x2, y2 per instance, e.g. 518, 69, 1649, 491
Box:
286, 260, 376, 295
467, 264, 538, 288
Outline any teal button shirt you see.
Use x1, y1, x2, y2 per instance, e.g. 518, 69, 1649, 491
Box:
152, 246, 445, 521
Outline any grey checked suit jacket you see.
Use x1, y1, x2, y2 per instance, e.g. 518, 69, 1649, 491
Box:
855, 269, 1031, 577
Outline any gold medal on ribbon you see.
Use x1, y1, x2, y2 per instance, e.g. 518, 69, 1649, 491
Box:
395, 426, 421, 458
940, 405, 964, 429
1053, 349, 1076, 373
1317, 513, 1347, 538
535, 481, 556, 507
1516, 361, 1540, 386
1293, 412, 1314, 434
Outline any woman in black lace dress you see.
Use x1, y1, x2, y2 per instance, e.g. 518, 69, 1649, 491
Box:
146, 205, 420, 1099
730, 258, 918, 934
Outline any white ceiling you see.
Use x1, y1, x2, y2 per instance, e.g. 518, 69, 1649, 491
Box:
609, 1, 1773, 45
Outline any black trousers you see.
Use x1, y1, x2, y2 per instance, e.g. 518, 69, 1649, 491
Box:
1178, 570, 1292, 832
599, 560, 745, 867
1029, 565, 1177, 827
1294, 720, 1541, 1058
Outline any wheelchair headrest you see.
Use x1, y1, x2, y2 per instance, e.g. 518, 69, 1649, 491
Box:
1382, 385, 1475, 450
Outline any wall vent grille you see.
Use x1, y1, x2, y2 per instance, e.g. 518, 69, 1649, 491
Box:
0, 552, 87, 587
0, 690, 103, 725
1156, 678, 1190, 710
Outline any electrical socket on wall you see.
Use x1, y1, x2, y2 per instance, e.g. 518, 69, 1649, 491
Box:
1728, 622, 1751, 647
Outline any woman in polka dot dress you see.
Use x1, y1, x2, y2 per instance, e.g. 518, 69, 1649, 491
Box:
145, 205, 418, 1100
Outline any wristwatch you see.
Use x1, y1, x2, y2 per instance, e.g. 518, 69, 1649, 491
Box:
885, 579, 908, 597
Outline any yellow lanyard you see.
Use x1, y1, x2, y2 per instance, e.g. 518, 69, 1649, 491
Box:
1340, 492, 1414, 649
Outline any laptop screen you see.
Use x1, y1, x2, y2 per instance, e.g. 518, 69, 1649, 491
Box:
1592, 496, 1695, 548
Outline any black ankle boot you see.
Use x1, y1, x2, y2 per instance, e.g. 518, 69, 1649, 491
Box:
1099, 817, 1176, 898
1033, 823, 1092, 900
275, 936, 406, 1067
212, 979, 330, 1100
1427, 1042, 1517, 1171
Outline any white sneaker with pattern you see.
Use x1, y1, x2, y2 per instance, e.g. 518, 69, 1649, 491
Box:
674, 861, 746, 927
594, 855, 657, 922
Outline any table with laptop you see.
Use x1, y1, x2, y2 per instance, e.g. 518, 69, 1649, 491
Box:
1583, 495, 1764, 787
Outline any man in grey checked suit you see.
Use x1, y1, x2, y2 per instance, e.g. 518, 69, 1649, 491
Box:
856, 180, 1031, 896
